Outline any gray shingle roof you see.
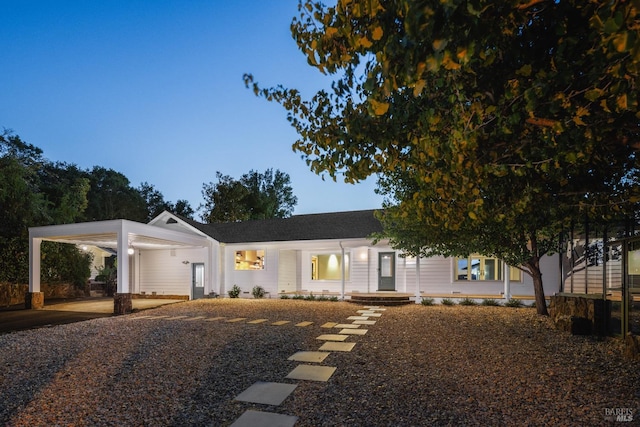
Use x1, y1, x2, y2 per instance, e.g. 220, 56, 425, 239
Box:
179, 210, 382, 243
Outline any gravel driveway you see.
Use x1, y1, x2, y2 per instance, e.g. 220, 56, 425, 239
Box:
0, 299, 638, 426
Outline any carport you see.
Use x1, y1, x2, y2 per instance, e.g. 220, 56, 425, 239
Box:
28, 219, 211, 314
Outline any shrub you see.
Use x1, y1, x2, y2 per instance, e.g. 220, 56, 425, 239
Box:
459, 297, 477, 306
505, 298, 523, 308
252, 285, 266, 299
304, 293, 316, 301
280, 294, 290, 299
441, 298, 455, 306
316, 295, 329, 301
292, 294, 305, 300
421, 297, 435, 306
481, 298, 501, 306
228, 284, 241, 298
329, 296, 339, 302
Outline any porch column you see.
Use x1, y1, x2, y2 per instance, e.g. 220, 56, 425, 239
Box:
27, 235, 44, 309
340, 242, 345, 301
415, 256, 421, 304
503, 262, 511, 300
114, 226, 132, 315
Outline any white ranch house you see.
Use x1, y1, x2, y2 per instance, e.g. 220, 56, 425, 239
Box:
28, 210, 561, 312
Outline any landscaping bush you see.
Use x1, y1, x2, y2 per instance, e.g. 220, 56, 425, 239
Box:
441, 298, 455, 306
481, 298, 502, 306
421, 297, 435, 306
459, 297, 477, 306
228, 284, 241, 298
292, 294, 305, 300
329, 296, 339, 302
280, 294, 290, 299
505, 298, 523, 308
304, 293, 316, 301
252, 285, 266, 299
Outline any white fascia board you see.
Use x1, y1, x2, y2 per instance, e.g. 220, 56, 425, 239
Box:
225, 237, 378, 250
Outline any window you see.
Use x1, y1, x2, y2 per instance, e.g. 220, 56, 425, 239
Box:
235, 250, 265, 270
311, 253, 350, 280
456, 255, 521, 281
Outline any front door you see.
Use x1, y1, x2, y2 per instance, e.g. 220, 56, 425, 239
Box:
378, 252, 396, 291
192, 263, 205, 300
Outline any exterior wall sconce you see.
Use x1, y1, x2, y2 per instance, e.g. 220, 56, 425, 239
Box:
182, 260, 190, 265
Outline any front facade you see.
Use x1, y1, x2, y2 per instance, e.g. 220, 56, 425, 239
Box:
133, 210, 563, 301
29, 210, 563, 307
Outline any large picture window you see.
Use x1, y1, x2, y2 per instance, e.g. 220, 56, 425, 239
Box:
456, 256, 521, 282
235, 250, 265, 270
311, 253, 350, 281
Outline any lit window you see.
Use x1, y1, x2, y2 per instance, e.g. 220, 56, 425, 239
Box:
311, 253, 350, 280
235, 250, 265, 270
455, 255, 521, 281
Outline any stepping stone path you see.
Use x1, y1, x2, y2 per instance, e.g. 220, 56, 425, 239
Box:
134, 306, 387, 425
235, 305, 383, 426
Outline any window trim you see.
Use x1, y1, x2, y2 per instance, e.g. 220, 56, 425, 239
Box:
455, 255, 521, 282
234, 249, 266, 271
310, 251, 351, 281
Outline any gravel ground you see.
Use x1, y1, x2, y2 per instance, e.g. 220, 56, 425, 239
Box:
0, 299, 638, 426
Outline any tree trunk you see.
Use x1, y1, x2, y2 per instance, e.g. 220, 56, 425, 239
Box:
529, 259, 549, 316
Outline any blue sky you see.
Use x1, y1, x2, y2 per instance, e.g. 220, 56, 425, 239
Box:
1, 0, 383, 216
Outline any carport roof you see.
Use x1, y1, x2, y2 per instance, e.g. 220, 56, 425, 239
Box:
29, 219, 209, 250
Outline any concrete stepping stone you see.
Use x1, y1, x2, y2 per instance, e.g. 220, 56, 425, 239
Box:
288, 351, 330, 363
295, 321, 313, 327
321, 322, 338, 328
286, 364, 336, 382
339, 328, 367, 335
316, 334, 348, 341
230, 410, 298, 427
234, 381, 298, 406
205, 316, 226, 321
353, 320, 376, 325
357, 310, 376, 314
165, 315, 189, 320
247, 319, 268, 324
363, 313, 382, 317
227, 317, 248, 323
319, 342, 356, 352
347, 316, 370, 320
334, 323, 360, 329
364, 306, 386, 310
271, 320, 290, 326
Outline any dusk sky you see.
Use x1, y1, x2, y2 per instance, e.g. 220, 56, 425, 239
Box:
1, 0, 384, 216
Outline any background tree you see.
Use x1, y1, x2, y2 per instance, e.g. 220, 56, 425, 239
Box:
0, 131, 91, 284
83, 166, 147, 222
246, 0, 640, 315
201, 168, 297, 223
138, 181, 173, 222
173, 199, 195, 219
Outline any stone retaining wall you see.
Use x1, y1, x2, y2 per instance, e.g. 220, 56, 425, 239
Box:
549, 294, 610, 336
0, 283, 86, 306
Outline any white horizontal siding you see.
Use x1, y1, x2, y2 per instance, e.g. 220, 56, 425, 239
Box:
223, 245, 279, 297
278, 250, 297, 294
139, 248, 207, 297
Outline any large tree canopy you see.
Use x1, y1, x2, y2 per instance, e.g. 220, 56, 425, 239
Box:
246, 0, 640, 314
201, 169, 298, 223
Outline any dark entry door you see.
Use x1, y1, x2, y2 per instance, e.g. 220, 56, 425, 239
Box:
378, 252, 396, 291
192, 263, 205, 300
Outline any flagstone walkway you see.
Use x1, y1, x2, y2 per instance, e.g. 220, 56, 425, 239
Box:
136, 305, 385, 426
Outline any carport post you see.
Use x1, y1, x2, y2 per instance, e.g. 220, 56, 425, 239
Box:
114, 227, 132, 315
27, 235, 44, 309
